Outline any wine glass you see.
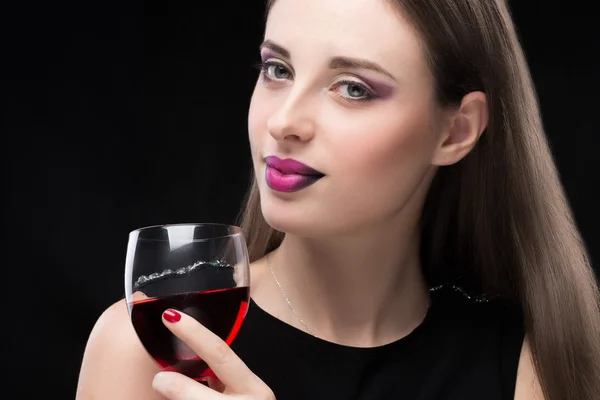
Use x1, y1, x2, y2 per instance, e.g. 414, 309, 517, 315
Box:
124, 223, 250, 382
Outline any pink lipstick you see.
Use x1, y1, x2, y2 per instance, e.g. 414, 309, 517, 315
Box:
264, 156, 324, 193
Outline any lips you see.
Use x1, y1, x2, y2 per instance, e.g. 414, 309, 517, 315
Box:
264, 156, 324, 193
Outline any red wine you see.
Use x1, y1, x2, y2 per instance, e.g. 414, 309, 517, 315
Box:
130, 286, 250, 381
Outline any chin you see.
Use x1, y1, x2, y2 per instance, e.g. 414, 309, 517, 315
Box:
259, 191, 333, 238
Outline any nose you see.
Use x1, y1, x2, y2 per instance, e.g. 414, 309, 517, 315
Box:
267, 88, 316, 143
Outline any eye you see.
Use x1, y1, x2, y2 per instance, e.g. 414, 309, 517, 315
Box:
260, 61, 292, 81
331, 80, 376, 101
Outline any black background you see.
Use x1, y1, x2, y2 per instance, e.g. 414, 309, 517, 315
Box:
2, 1, 599, 398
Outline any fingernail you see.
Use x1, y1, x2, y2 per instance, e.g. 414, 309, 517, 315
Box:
163, 309, 181, 323
152, 372, 168, 392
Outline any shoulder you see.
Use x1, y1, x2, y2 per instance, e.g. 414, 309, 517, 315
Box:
430, 287, 526, 362
431, 287, 528, 398
431, 286, 524, 334
446, 289, 544, 400
76, 298, 165, 400
514, 335, 545, 400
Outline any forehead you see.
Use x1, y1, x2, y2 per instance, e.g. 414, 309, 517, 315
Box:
265, 0, 426, 73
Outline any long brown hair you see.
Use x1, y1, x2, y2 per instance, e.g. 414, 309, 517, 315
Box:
238, 1, 600, 399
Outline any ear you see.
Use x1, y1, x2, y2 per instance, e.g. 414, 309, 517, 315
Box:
431, 91, 488, 166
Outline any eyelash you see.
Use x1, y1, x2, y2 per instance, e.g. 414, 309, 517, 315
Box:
255, 60, 377, 102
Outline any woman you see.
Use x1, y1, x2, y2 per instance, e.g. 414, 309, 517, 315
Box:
76, 0, 600, 399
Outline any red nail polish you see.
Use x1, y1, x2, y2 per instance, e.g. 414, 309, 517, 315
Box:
163, 309, 181, 323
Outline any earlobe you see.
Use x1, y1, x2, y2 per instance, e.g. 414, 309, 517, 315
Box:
431, 91, 488, 166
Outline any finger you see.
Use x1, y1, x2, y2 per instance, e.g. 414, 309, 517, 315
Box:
152, 371, 225, 400
162, 309, 265, 393
208, 376, 226, 393
131, 291, 149, 301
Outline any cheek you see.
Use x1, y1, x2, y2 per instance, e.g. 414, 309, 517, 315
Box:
323, 106, 437, 217
247, 87, 271, 159
248, 85, 283, 158
332, 107, 436, 177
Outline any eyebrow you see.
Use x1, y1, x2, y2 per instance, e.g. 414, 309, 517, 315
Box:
329, 57, 395, 81
259, 40, 396, 81
260, 40, 290, 59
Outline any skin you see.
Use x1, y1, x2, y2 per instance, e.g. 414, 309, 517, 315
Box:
76, 0, 544, 398
248, 0, 462, 347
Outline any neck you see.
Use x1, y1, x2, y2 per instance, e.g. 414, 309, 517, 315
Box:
269, 224, 430, 347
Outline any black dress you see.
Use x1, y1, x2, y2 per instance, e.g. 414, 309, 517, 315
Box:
230, 286, 525, 400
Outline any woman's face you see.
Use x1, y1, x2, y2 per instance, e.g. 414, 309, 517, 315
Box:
248, 0, 446, 237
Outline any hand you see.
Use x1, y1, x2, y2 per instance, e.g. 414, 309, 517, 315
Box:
151, 309, 276, 400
